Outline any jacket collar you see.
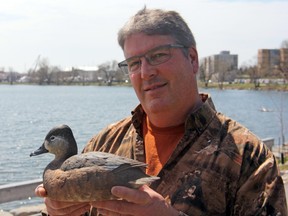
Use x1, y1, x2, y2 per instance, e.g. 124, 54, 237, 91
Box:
130, 93, 217, 136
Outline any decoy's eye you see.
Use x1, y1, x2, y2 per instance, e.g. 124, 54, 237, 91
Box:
50, 136, 56, 142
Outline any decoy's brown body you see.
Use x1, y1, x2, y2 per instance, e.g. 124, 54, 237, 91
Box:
30, 124, 159, 202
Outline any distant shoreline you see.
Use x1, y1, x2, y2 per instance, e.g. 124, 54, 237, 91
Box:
1, 82, 287, 91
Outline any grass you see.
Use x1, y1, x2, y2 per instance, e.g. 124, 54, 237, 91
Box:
279, 164, 288, 171
278, 156, 288, 171
198, 82, 288, 91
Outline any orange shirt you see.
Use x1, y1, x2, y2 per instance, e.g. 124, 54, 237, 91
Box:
143, 116, 184, 176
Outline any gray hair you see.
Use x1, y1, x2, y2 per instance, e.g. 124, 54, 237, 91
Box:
117, 7, 196, 50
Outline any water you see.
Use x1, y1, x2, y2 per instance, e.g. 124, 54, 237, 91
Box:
204, 89, 288, 142
0, 85, 287, 211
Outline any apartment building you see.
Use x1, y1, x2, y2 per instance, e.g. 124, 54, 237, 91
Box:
258, 48, 288, 73
200, 51, 238, 82
280, 48, 288, 68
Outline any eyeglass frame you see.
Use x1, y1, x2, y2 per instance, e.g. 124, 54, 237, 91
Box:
118, 44, 188, 74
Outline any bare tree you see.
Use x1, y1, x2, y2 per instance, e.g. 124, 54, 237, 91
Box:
241, 57, 260, 89
27, 58, 62, 85
217, 70, 226, 90
36, 58, 50, 85
280, 39, 288, 48
50, 66, 62, 85
279, 41, 288, 84
98, 60, 123, 86
248, 66, 260, 88
216, 60, 236, 90
8, 67, 16, 85
198, 60, 213, 87
64, 68, 79, 85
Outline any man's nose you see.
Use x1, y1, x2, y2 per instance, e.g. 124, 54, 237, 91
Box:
140, 57, 157, 80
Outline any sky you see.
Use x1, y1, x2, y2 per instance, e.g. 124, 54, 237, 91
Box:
0, 0, 288, 73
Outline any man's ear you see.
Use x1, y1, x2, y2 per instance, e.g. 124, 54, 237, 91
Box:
188, 47, 199, 73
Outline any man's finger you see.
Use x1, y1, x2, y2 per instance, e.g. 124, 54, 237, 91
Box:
35, 184, 47, 197
111, 186, 151, 205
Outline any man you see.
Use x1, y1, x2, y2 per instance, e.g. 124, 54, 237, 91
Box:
36, 7, 287, 216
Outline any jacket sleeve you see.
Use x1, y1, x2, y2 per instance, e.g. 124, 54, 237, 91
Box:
234, 141, 287, 215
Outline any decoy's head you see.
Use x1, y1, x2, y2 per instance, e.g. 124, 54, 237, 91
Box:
30, 124, 78, 160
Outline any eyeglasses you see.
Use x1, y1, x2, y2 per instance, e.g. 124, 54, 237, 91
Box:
118, 44, 188, 74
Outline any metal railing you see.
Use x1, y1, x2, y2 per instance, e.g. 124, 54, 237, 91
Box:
0, 179, 42, 204
0, 137, 281, 205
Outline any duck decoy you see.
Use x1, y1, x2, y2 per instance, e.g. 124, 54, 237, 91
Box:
30, 124, 159, 202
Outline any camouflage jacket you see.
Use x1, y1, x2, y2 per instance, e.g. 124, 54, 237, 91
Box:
83, 94, 287, 216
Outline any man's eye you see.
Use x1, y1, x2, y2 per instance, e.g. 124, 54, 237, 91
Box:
149, 51, 169, 63
152, 52, 168, 59
128, 60, 141, 71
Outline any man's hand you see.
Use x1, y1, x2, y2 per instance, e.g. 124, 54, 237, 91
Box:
91, 185, 179, 216
35, 184, 91, 216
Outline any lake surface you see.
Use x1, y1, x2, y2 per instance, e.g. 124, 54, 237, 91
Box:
0, 85, 287, 210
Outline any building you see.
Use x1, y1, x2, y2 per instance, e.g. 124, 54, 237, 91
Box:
280, 48, 288, 80
0, 71, 7, 82
258, 49, 280, 69
200, 51, 238, 83
258, 48, 288, 77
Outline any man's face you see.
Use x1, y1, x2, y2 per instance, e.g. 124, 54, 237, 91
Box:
123, 33, 199, 117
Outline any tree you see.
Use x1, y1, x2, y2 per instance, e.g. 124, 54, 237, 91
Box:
216, 59, 236, 89
241, 57, 260, 89
27, 58, 61, 85
7, 67, 16, 85
280, 39, 288, 48
198, 60, 213, 87
98, 60, 123, 86
279, 40, 288, 84
49, 66, 62, 85
36, 58, 50, 85
248, 66, 260, 88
